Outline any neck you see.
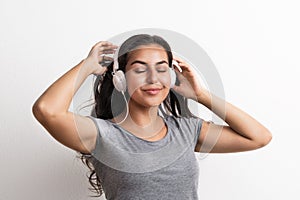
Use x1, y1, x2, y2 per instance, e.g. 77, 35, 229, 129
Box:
113, 99, 165, 138
127, 101, 160, 127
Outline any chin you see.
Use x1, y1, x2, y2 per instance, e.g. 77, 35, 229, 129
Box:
143, 101, 162, 107
138, 97, 164, 107
130, 94, 166, 108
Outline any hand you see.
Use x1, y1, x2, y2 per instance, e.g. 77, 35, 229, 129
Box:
83, 41, 118, 75
171, 57, 204, 101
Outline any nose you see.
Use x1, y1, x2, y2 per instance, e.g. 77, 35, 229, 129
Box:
146, 68, 159, 84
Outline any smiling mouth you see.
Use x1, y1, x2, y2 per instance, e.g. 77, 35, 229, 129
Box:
142, 89, 162, 95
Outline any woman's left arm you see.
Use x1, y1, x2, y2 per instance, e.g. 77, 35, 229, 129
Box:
195, 90, 272, 153
172, 57, 272, 153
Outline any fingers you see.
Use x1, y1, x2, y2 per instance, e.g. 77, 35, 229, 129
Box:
101, 55, 114, 61
173, 56, 194, 73
93, 41, 117, 48
97, 45, 118, 55
98, 54, 114, 67
92, 41, 118, 55
88, 41, 118, 66
98, 45, 118, 54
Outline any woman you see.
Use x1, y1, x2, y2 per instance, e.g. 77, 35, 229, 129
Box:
32, 34, 272, 199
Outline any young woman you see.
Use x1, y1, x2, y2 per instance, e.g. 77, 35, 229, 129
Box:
32, 34, 272, 199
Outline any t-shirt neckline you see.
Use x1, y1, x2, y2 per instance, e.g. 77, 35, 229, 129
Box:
109, 116, 170, 143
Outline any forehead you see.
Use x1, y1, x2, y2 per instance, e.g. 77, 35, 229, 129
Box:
127, 44, 168, 61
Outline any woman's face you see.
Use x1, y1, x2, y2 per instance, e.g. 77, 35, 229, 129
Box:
125, 44, 171, 108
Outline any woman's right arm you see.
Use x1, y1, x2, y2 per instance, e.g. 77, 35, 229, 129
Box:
32, 41, 117, 154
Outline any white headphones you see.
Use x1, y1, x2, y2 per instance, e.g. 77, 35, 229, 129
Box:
170, 60, 180, 88
112, 48, 179, 92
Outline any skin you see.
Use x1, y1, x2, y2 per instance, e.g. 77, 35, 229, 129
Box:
113, 44, 172, 139
32, 41, 272, 154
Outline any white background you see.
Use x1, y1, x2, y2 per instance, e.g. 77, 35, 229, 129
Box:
1, 0, 299, 199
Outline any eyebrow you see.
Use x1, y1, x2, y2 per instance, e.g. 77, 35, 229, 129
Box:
130, 60, 169, 66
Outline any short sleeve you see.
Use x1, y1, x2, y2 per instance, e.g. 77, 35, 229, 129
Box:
86, 116, 113, 156
166, 116, 203, 148
182, 117, 203, 148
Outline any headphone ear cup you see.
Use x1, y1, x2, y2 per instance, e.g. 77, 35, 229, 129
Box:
113, 70, 127, 92
169, 68, 176, 88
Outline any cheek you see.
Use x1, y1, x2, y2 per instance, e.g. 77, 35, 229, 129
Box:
158, 73, 171, 87
125, 74, 146, 96
125, 71, 172, 96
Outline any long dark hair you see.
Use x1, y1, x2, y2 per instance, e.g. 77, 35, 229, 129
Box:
80, 34, 195, 197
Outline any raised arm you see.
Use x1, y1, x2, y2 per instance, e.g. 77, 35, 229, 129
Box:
172, 57, 272, 153
195, 90, 272, 153
32, 41, 117, 154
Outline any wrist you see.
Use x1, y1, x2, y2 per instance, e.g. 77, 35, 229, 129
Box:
80, 59, 95, 76
196, 89, 211, 104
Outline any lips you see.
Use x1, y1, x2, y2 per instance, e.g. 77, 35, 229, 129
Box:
142, 88, 162, 95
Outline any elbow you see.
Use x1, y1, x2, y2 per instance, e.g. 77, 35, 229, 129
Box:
32, 100, 45, 122
32, 100, 67, 124
256, 128, 273, 148
262, 128, 272, 146
32, 100, 54, 122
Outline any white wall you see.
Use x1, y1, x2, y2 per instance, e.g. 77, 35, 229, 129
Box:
1, 0, 299, 199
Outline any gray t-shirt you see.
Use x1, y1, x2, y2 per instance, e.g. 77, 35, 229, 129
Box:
88, 115, 203, 200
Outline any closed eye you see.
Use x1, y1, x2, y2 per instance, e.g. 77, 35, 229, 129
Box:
133, 65, 147, 74
131, 61, 169, 73
156, 65, 168, 73
157, 69, 167, 72
134, 69, 146, 73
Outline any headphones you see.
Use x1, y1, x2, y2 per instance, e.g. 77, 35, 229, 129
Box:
112, 49, 179, 92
